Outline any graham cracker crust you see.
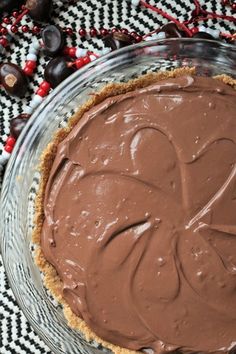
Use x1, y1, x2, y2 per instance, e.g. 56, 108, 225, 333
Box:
32, 67, 236, 354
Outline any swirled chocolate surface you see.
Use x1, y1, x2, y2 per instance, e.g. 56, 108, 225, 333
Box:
41, 75, 236, 354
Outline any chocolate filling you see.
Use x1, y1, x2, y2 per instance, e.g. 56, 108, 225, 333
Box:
41, 75, 236, 354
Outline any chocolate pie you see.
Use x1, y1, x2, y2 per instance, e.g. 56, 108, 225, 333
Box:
34, 67, 236, 354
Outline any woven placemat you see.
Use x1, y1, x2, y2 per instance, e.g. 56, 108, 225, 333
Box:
0, 1, 236, 353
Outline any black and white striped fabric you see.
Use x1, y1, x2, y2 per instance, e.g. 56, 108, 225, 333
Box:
0, 0, 235, 353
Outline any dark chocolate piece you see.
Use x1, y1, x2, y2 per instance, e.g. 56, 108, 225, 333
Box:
44, 56, 75, 88
25, 0, 53, 23
0, 0, 24, 13
0, 63, 28, 97
10, 114, 31, 139
42, 25, 65, 56
193, 31, 215, 40
158, 22, 185, 38
103, 31, 132, 50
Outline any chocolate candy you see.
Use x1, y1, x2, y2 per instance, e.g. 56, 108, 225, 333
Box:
25, 0, 53, 23
42, 25, 65, 56
157, 22, 185, 38
103, 32, 132, 50
44, 56, 75, 88
103, 34, 117, 51
188, 32, 217, 65
0, 63, 28, 97
0, 0, 24, 13
113, 32, 132, 47
193, 31, 215, 40
10, 114, 31, 139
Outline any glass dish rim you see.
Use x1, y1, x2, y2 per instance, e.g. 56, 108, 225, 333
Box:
1, 37, 236, 352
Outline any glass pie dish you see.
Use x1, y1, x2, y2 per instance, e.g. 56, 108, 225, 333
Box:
1, 39, 236, 354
